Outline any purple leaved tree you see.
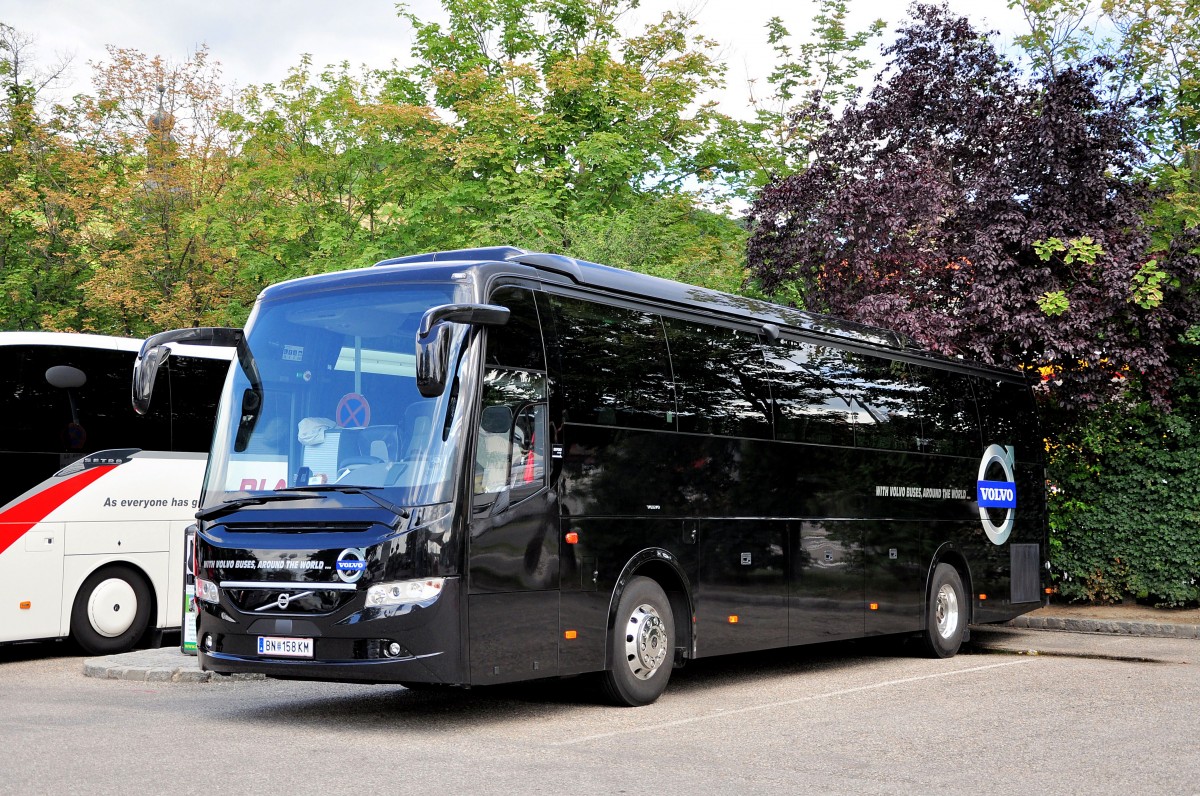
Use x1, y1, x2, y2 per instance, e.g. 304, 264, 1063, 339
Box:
747, 3, 1200, 409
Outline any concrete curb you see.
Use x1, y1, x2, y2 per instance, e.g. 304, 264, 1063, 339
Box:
83, 649, 264, 682
1011, 615, 1200, 639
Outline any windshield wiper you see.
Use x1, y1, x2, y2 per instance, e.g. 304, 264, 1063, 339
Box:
279, 485, 411, 520
195, 493, 316, 521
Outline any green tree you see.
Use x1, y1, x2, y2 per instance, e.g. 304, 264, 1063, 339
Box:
0, 23, 112, 332
741, 0, 885, 185
73, 45, 246, 333
212, 57, 456, 298
398, 0, 740, 234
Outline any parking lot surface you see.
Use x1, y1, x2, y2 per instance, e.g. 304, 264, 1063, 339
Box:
2, 627, 1198, 796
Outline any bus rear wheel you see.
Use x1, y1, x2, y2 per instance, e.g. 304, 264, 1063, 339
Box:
71, 565, 152, 655
601, 576, 675, 707
921, 563, 966, 659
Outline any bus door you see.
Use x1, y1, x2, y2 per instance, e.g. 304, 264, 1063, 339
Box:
466, 287, 559, 684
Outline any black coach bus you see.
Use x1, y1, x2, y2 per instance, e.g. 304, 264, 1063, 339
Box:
133, 247, 1047, 706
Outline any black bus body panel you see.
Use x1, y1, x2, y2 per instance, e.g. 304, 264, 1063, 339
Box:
194, 502, 470, 684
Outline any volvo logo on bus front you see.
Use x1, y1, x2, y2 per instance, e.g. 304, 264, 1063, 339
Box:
977, 444, 1017, 545
335, 548, 367, 583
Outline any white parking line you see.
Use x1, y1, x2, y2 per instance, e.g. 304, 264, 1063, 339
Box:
551, 659, 1034, 746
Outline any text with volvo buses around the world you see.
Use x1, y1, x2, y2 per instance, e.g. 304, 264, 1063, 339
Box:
875, 485, 970, 500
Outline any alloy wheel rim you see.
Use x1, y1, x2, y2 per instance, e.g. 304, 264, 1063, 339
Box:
623, 603, 668, 680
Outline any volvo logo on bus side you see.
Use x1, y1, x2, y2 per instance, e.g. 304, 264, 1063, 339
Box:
335, 548, 367, 583
977, 444, 1017, 545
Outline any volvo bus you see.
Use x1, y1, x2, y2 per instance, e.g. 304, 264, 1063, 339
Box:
0, 332, 230, 654
133, 247, 1048, 705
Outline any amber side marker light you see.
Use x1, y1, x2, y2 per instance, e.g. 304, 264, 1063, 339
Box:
1045, 587, 1055, 594
728, 615, 739, 624
868, 602, 879, 611
564, 532, 579, 545
564, 630, 578, 640
19, 601, 31, 610
979, 594, 988, 600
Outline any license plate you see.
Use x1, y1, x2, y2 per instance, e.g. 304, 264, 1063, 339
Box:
257, 636, 313, 658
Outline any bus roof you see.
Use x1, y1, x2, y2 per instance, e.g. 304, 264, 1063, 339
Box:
0, 331, 234, 361
259, 247, 1023, 381
374, 247, 912, 350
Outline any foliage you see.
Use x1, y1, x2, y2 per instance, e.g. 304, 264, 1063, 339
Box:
398, 0, 740, 221
0, 1, 755, 334
0, 24, 112, 332
1048, 360, 1200, 606
1010, 2, 1200, 266
72, 45, 246, 334
746, 4, 1200, 410
739, 0, 885, 185
1008, 0, 1100, 78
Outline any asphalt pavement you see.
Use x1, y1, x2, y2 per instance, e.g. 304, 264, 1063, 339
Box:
83, 603, 1200, 683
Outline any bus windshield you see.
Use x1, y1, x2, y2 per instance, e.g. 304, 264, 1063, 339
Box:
201, 282, 471, 510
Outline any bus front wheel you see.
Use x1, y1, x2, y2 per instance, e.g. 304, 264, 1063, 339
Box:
601, 576, 675, 707
71, 566, 152, 655
921, 563, 966, 659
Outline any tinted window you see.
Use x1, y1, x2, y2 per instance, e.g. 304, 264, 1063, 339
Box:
915, 368, 981, 457
0, 344, 171, 456
845, 353, 921, 452
485, 287, 545, 371
550, 295, 676, 430
663, 317, 772, 438
973, 376, 1041, 463
166, 355, 227, 451
764, 341, 855, 446
474, 369, 548, 494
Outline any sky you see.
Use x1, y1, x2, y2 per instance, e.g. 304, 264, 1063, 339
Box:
3, 0, 1029, 118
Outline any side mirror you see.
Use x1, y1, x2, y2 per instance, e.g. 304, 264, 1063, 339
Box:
415, 304, 510, 398
132, 344, 172, 415
46, 365, 87, 389
480, 405, 514, 434
133, 326, 243, 415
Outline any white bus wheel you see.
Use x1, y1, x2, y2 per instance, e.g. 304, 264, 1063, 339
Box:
71, 566, 153, 655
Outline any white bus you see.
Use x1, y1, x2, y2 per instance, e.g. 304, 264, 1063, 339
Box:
0, 332, 230, 654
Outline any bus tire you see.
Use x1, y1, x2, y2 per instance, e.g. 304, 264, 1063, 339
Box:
71, 565, 153, 655
921, 563, 966, 659
601, 576, 675, 707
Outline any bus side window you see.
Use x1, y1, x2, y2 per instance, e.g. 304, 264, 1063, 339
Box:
475, 369, 548, 495
549, 295, 676, 430
917, 368, 982, 457
662, 317, 773, 439
973, 376, 1040, 463
765, 341, 856, 447
486, 287, 546, 371
166, 355, 229, 452
846, 353, 921, 452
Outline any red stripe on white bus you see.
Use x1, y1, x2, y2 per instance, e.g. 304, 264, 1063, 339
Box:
0, 466, 117, 557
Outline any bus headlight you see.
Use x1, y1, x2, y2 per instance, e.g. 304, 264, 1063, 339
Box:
366, 578, 444, 607
196, 577, 219, 604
